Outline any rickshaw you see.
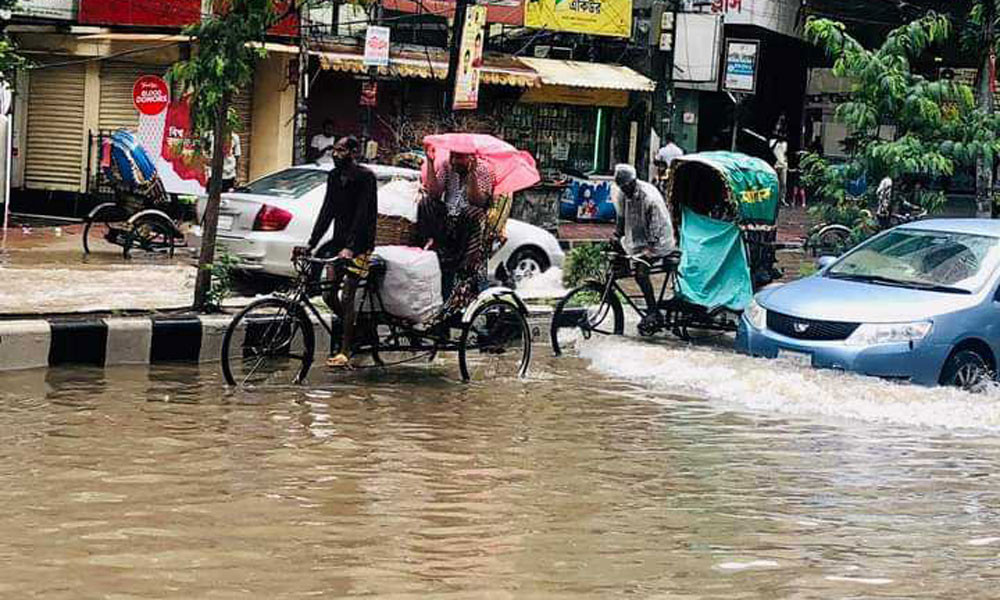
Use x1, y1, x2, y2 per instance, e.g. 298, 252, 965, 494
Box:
551, 151, 781, 354
220, 133, 539, 387
82, 130, 185, 259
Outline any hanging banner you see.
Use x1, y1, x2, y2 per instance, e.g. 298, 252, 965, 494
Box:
453, 5, 487, 110
364, 26, 391, 68
723, 39, 759, 94
360, 80, 379, 107
524, 0, 632, 39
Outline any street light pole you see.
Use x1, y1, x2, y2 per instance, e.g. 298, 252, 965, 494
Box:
293, 2, 310, 165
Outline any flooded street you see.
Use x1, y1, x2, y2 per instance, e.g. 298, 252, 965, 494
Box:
4, 340, 1000, 598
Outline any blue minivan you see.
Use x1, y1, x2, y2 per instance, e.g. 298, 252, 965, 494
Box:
737, 220, 1000, 390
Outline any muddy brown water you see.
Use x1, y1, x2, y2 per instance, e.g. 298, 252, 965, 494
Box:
3, 351, 1000, 598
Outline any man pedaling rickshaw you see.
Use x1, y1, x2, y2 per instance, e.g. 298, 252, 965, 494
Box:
611, 164, 676, 332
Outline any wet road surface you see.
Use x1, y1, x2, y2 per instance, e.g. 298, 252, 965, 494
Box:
3, 341, 1000, 598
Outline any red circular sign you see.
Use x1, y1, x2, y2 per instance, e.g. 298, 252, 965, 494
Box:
132, 75, 170, 116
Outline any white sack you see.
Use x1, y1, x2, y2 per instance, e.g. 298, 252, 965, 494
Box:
378, 180, 421, 222
374, 245, 443, 323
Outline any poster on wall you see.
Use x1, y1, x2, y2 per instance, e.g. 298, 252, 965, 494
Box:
723, 39, 759, 94
453, 5, 486, 111
524, 0, 632, 38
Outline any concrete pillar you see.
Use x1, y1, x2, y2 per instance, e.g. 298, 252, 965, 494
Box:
249, 53, 297, 180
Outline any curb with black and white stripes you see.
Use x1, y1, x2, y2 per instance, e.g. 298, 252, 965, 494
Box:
0, 308, 557, 373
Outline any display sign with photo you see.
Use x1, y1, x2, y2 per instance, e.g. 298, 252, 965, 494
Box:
452, 6, 486, 111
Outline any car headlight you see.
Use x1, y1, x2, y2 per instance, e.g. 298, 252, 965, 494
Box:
745, 298, 767, 330
845, 321, 932, 346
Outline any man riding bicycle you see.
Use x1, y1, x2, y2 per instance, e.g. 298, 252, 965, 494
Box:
612, 164, 675, 332
300, 136, 378, 369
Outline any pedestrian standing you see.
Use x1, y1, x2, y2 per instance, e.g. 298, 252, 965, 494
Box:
310, 119, 338, 165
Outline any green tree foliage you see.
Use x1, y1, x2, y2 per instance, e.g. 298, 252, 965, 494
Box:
803, 14, 1000, 227
171, 0, 301, 310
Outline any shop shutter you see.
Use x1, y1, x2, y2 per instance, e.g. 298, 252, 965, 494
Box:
232, 87, 253, 184
99, 62, 167, 132
24, 63, 86, 191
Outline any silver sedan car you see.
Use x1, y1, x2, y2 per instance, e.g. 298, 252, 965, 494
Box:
188, 164, 564, 284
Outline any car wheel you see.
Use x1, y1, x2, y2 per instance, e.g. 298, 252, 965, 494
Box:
940, 349, 993, 392
507, 247, 549, 285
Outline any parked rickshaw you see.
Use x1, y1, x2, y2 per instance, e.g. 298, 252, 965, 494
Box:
551, 151, 781, 354
82, 130, 185, 259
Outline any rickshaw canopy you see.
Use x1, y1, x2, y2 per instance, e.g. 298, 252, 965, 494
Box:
669, 151, 780, 225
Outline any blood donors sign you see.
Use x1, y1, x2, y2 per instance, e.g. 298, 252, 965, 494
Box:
132, 76, 170, 116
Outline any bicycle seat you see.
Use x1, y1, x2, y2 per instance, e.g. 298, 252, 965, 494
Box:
664, 250, 682, 268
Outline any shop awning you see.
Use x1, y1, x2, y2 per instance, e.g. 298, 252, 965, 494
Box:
77, 32, 299, 54
516, 57, 656, 92
313, 45, 539, 87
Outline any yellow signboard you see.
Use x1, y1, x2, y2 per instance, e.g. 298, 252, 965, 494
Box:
524, 0, 632, 38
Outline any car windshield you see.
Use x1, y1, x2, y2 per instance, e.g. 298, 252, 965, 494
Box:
235, 168, 328, 199
827, 228, 1000, 293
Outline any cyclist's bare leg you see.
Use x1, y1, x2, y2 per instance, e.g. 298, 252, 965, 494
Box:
329, 275, 360, 368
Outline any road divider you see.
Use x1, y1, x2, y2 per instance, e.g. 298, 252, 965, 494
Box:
0, 306, 561, 373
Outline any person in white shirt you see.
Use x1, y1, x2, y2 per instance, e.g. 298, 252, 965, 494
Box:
205, 131, 241, 192
655, 134, 684, 167
310, 119, 338, 165
654, 134, 684, 193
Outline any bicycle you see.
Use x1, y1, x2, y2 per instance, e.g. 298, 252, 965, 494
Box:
221, 254, 532, 387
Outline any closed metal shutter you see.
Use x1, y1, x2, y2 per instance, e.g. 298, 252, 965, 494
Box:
99, 62, 167, 132
24, 63, 86, 191
232, 87, 253, 184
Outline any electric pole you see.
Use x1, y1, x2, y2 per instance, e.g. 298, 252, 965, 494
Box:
976, 0, 996, 218
293, 2, 310, 165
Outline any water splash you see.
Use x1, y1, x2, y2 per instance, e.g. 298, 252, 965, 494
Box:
577, 336, 1000, 430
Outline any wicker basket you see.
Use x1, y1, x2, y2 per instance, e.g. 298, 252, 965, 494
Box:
376, 214, 417, 246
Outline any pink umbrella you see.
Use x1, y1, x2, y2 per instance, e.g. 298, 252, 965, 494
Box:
422, 133, 540, 198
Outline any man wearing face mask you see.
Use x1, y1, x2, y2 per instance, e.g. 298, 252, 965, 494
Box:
417, 140, 495, 303
303, 136, 377, 369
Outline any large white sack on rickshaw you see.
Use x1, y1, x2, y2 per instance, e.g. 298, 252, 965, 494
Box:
374, 245, 442, 323
378, 180, 421, 222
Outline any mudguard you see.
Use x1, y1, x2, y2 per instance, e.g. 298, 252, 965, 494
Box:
461, 286, 529, 324
127, 209, 181, 237
86, 202, 124, 221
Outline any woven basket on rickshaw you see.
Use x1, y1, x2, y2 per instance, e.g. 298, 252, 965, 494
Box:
376, 214, 417, 246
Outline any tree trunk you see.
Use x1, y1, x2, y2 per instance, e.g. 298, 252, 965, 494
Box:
193, 93, 230, 312
977, 2, 996, 218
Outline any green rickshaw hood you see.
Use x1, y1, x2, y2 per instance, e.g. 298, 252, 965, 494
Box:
669, 151, 780, 225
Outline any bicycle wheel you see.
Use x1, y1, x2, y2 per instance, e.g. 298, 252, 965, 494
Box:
123, 214, 179, 259
459, 299, 531, 382
82, 204, 128, 255
221, 297, 316, 387
550, 281, 624, 356
811, 225, 851, 257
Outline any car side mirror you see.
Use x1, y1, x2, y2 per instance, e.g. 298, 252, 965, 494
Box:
816, 255, 837, 270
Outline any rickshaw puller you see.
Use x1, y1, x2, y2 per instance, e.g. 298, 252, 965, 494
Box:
301, 136, 378, 369
612, 164, 675, 331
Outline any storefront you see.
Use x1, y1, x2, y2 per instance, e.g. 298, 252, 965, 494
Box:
501, 58, 655, 176
10, 32, 295, 216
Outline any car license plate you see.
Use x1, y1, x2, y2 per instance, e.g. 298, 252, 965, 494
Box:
217, 214, 235, 232
778, 348, 812, 367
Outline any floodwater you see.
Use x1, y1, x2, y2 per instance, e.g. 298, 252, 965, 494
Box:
4, 338, 1000, 598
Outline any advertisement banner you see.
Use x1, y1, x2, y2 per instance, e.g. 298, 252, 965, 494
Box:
364, 26, 391, 68
136, 95, 208, 196
80, 0, 297, 33
15, 0, 77, 20
133, 76, 170, 116
524, 0, 632, 39
723, 39, 759, 93
380, 0, 522, 26
452, 6, 486, 111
